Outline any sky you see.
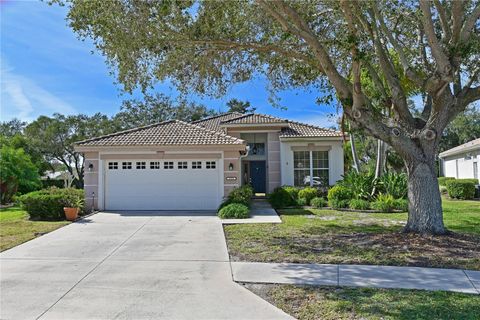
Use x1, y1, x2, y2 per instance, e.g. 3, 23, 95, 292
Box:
1, 0, 339, 128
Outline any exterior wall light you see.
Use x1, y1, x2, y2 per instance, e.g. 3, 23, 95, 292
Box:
229, 163, 234, 171
88, 163, 94, 171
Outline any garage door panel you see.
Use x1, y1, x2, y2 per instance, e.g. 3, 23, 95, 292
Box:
105, 160, 220, 210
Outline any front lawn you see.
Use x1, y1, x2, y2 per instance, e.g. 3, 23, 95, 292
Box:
0, 206, 70, 251
246, 284, 480, 320
224, 198, 480, 270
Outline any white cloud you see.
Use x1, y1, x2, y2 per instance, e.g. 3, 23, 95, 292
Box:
1, 58, 76, 121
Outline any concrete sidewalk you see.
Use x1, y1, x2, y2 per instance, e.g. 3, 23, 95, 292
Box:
231, 262, 480, 294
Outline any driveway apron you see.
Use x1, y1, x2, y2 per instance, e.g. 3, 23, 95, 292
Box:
0, 211, 292, 320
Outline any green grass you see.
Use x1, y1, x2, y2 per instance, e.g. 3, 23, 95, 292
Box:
0, 206, 69, 251
247, 284, 480, 320
224, 198, 480, 270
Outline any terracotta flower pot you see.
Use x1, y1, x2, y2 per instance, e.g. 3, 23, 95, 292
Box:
64, 207, 79, 221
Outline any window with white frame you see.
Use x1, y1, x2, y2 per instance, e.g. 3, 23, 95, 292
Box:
178, 161, 188, 169
206, 161, 216, 169
164, 161, 174, 169
192, 161, 202, 169
136, 161, 146, 169
108, 162, 118, 170
122, 161, 132, 169
293, 150, 329, 187
150, 161, 160, 169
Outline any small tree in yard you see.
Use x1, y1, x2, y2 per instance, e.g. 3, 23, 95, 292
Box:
59, 0, 479, 234
0, 146, 40, 204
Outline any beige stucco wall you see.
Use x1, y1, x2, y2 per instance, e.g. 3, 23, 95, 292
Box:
223, 150, 241, 197
83, 151, 99, 211
267, 132, 281, 192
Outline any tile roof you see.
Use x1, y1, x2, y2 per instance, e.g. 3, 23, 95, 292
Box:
195, 112, 342, 138
221, 113, 288, 125
75, 120, 244, 147
192, 112, 243, 131
280, 121, 343, 138
439, 138, 480, 158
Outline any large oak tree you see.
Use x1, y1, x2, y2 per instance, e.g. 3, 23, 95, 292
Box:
59, 0, 479, 234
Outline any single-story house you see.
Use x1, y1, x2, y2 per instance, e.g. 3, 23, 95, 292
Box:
439, 138, 479, 182
74, 112, 344, 211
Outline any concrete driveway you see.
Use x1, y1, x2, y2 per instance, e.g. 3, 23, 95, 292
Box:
0, 211, 291, 320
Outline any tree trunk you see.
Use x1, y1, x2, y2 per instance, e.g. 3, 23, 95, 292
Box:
374, 139, 386, 179
403, 159, 447, 235
350, 133, 361, 173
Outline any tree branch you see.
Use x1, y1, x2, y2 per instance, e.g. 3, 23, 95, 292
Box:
433, 0, 451, 41
419, 0, 453, 78
451, 0, 464, 44
460, 3, 480, 42
257, 0, 352, 99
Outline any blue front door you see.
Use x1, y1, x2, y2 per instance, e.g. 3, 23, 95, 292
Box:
249, 161, 266, 193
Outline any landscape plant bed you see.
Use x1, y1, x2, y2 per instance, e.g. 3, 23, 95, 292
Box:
224, 198, 480, 270
283, 206, 406, 213
0, 206, 70, 251
244, 283, 480, 320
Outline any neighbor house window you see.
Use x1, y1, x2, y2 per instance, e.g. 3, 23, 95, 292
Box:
122, 162, 132, 169
192, 161, 202, 169
108, 162, 118, 170
178, 161, 188, 169
164, 161, 174, 169
136, 161, 146, 169
150, 161, 160, 169
206, 161, 216, 169
294, 150, 329, 187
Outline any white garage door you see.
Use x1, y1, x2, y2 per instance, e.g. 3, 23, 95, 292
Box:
104, 159, 221, 210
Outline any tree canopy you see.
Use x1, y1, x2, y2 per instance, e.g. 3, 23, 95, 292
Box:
226, 99, 256, 113
59, 0, 480, 234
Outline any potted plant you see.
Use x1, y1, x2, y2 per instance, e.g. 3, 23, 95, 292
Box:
63, 198, 84, 221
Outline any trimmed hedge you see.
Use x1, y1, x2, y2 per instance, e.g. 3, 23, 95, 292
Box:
218, 203, 249, 219
438, 177, 455, 186
349, 199, 370, 210
269, 187, 294, 209
446, 180, 476, 200
19, 188, 84, 220
298, 187, 318, 205
310, 197, 327, 208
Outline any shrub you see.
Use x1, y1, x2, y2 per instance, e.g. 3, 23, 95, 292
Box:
227, 185, 254, 207
268, 187, 293, 209
349, 199, 370, 210
218, 203, 249, 219
393, 198, 408, 212
296, 197, 308, 206
329, 199, 350, 209
19, 188, 84, 220
377, 172, 408, 199
310, 197, 327, 208
327, 185, 352, 208
298, 187, 318, 205
439, 185, 448, 194
283, 186, 300, 202
338, 170, 376, 200
446, 180, 476, 200
438, 177, 455, 186
371, 194, 396, 212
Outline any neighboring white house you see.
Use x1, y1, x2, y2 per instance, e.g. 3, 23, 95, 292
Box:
439, 138, 480, 183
